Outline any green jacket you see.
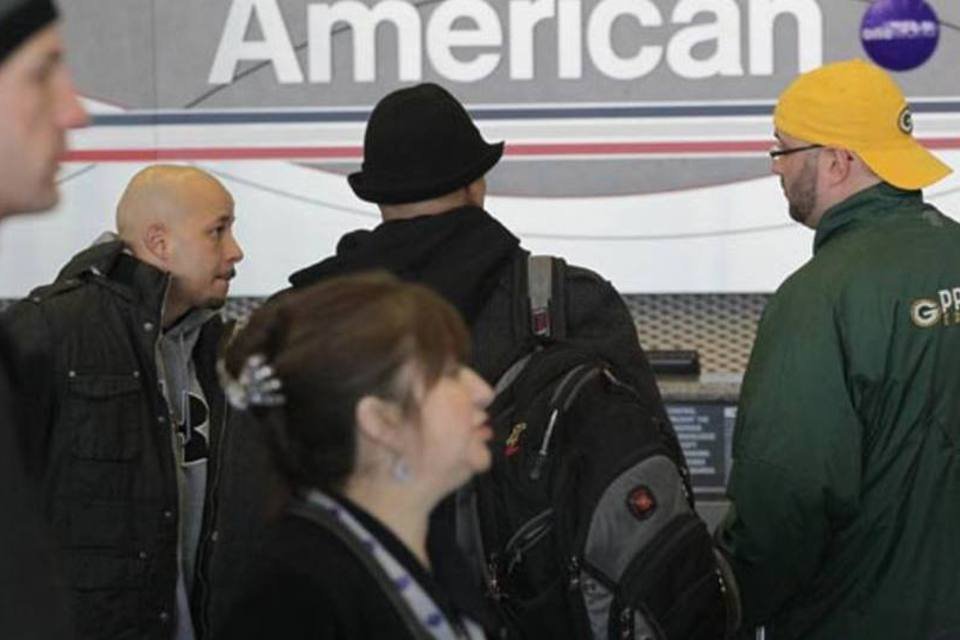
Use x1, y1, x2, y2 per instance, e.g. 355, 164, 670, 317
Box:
717, 184, 960, 640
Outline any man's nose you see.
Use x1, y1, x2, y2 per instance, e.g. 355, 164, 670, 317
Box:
57, 71, 89, 131
226, 232, 244, 264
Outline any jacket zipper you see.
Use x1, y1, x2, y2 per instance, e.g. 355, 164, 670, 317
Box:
193, 322, 234, 637
195, 319, 240, 636
152, 276, 183, 629
195, 396, 228, 637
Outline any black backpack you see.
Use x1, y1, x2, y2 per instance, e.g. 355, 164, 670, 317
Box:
455, 256, 737, 639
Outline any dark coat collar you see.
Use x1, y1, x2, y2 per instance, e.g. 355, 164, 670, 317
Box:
56, 238, 169, 321
288, 206, 521, 323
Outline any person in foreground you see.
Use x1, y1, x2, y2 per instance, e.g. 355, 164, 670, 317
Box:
4, 164, 243, 638
716, 59, 960, 639
0, 0, 87, 636
217, 272, 493, 639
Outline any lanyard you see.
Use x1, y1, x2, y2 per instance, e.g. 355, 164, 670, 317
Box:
303, 490, 484, 640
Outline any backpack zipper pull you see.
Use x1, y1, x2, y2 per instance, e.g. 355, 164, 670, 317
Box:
529, 408, 560, 480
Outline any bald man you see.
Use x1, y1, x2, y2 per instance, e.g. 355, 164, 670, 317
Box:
4, 164, 243, 639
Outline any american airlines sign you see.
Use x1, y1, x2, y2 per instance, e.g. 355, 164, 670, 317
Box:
209, 0, 823, 85
12, 0, 952, 298
63, 0, 956, 197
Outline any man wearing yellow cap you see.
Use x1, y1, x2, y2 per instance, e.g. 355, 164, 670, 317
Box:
716, 59, 960, 639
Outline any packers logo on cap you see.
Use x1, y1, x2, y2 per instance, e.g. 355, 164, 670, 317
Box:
898, 106, 914, 135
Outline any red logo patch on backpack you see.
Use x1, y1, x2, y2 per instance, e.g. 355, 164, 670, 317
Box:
627, 485, 657, 520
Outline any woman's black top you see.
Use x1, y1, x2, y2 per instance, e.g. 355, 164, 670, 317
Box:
215, 494, 488, 639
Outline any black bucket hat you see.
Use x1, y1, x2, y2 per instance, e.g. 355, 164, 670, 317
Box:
0, 0, 58, 65
349, 83, 504, 205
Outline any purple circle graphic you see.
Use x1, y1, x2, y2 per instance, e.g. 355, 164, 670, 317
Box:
861, 0, 940, 71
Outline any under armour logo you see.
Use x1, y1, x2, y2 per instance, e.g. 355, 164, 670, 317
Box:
177, 392, 210, 463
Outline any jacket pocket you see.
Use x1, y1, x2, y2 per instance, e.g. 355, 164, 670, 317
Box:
65, 548, 146, 591
65, 550, 146, 639
66, 373, 145, 461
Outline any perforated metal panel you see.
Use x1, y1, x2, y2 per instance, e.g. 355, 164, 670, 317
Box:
1, 294, 768, 374
220, 295, 771, 374
624, 294, 769, 374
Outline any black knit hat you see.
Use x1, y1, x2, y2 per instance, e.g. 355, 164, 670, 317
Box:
349, 83, 504, 205
0, 0, 58, 64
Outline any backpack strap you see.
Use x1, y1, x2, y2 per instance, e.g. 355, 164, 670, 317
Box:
453, 485, 494, 601
287, 499, 438, 640
492, 353, 532, 396
527, 255, 553, 338
526, 255, 568, 340
510, 253, 569, 346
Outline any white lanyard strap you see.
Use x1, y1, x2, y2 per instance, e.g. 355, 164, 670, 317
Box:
303, 490, 484, 640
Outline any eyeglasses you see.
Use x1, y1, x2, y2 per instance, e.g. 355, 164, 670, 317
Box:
769, 143, 822, 159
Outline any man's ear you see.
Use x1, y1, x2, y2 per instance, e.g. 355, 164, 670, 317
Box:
825, 148, 854, 186
355, 395, 405, 453
143, 222, 169, 263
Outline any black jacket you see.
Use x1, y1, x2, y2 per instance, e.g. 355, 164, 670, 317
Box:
217, 495, 483, 640
3, 240, 229, 639
0, 328, 74, 639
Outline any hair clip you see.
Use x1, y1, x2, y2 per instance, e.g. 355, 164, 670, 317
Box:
217, 353, 285, 410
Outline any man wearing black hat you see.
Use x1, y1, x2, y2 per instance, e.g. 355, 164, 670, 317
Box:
289, 83, 658, 392
0, 0, 87, 637
282, 83, 668, 633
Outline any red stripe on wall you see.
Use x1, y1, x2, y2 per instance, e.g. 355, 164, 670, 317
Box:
63, 147, 364, 162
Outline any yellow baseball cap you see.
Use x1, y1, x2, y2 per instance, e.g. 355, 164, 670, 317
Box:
774, 59, 951, 190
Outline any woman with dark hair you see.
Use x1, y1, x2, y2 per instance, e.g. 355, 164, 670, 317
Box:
216, 272, 493, 639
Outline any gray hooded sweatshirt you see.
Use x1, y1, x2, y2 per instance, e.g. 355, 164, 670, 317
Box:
158, 308, 216, 640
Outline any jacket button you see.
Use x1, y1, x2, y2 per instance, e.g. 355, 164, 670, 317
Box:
159, 610, 170, 624
143, 321, 155, 332
162, 509, 173, 520
158, 415, 166, 424
138, 550, 149, 560
210, 530, 219, 543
